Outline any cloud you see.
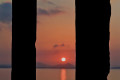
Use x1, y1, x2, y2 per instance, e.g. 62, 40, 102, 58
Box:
37, 8, 49, 15
53, 44, 59, 48
40, 0, 56, 5
37, 8, 64, 16
37, 0, 65, 17
61, 44, 65, 47
0, 2, 12, 23
47, 1, 56, 5
53, 43, 65, 48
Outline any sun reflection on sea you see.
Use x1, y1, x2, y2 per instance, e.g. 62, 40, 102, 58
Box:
61, 69, 66, 80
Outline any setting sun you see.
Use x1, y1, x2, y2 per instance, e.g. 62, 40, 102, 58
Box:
61, 57, 66, 62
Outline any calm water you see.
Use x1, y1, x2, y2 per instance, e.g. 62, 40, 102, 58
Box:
0, 69, 120, 80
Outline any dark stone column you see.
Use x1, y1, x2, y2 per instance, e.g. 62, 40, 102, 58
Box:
12, 0, 36, 80
75, 0, 111, 80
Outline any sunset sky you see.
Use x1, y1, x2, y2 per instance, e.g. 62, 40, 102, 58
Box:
0, 0, 120, 67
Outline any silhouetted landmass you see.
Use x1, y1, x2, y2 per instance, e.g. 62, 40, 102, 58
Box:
0, 63, 75, 69
1, 64, 120, 69
36, 62, 51, 68
0, 65, 11, 68
53, 63, 75, 69
36, 62, 75, 69
111, 67, 120, 69
1, 63, 120, 69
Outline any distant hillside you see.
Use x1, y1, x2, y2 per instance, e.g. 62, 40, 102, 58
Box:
36, 62, 50, 68
0, 65, 11, 68
111, 67, 120, 69
53, 63, 75, 69
36, 62, 75, 69
1, 63, 120, 69
0, 63, 75, 69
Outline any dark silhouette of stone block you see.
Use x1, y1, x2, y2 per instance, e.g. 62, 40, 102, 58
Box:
12, 0, 36, 80
75, 0, 111, 80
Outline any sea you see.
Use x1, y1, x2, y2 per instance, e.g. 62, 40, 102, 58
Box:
0, 69, 120, 80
